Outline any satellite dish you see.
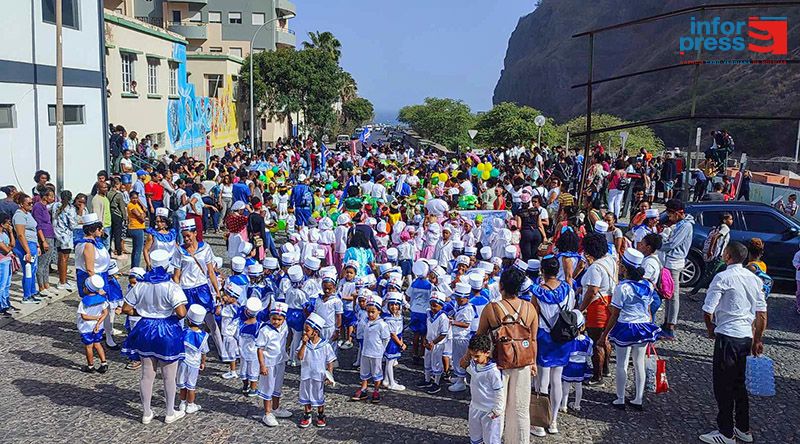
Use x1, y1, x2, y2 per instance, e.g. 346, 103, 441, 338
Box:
534, 115, 546, 127
468, 129, 478, 140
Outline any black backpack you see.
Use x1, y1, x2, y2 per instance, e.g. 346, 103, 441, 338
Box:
542, 294, 580, 343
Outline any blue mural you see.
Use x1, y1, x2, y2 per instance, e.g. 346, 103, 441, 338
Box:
167, 43, 209, 151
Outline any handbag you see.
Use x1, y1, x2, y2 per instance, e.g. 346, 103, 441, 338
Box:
646, 344, 669, 394
530, 391, 552, 428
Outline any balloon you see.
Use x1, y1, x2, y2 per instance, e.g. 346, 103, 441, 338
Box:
325, 184, 332, 191
272, 166, 279, 174
431, 176, 439, 185
277, 219, 287, 231
266, 170, 275, 178
490, 168, 500, 178
332, 180, 339, 189
477, 162, 486, 171
259, 174, 267, 183
481, 171, 490, 180
439, 173, 448, 182
470, 167, 479, 175
485, 162, 493, 171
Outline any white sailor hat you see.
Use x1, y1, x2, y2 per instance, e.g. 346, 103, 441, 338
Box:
149, 250, 171, 268
480, 246, 493, 260
343, 259, 359, 271
303, 256, 321, 271
128, 267, 146, 280
645, 209, 660, 219
357, 288, 373, 299
452, 240, 464, 250
527, 259, 541, 272
281, 252, 298, 266
594, 220, 609, 233
378, 263, 393, 275
386, 292, 404, 305
432, 266, 447, 279
179, 219, 196, 231
454, 282, 471, 298
305, 312, 325, 332
155, 207, 169, 218
572, 309, 585, 328
337, 213, 351, 225
187, 304, 207, 325
107, 260, 120, 276
412, 259, 429, 277
245, 297, 263, 315
464, 246, 477, 256
281, 243, 296, 254
366, 295, 383, 309
86, 274, 105, 293
263, 257, 279, 270
477, 261, 494, 273
504, 246, 518, 259
231, 256, 246, 273
270, 302, 289, 317
386, 247, 398, 261
320, 266, 337, 280
288, 265, 304, 283
240, 242, 253, 255
622, 248, 644, 267
429, 291, 447, 306
81, 213, 100, 225
513, 259, 528, 272
224, 282, 246, 300
456, 255, 470, 266
247, 263, 263, 276
468, 272, 485, 290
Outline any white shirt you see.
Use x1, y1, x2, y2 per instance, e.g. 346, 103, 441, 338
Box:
220, 184, 233, 199
124, 280, 187, 318
460, 180, 474, 196
466, 360, 503, 413
371, 183, 387, 201
426, 310, 451, 342
334, 226, 349, 254
642, 254, 662, 285
220, 304, 240, 337
313, 296, 344, 330
172, 243, 215, 289
298, 339, 336, 381
452, 302, 477, 339
255, 323, 288, 366
182, 329, 210, 368
360, 318, 390, 359
238, 320, 261, 360
702, 264, 767, 338
611, 281, 655, 323
75, 241, 111, 274
581, 255, 616, 299
76, 300, 109, 334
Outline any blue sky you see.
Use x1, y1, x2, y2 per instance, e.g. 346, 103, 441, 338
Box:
292, 0, 535, 121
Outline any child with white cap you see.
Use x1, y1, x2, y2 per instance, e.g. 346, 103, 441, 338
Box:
246, 263, 266, 304
301, 256, 323, 301
238, 297, 264, 396
285, 265, 309, 366
459, 333, 503, 444
501, 245, 517, 271
561, 310, 593, 413
382, 292, 407, 391
418, 291, 451, 394
256, 301, 290, 426
632, 208, 660, 247
103, 260, 124, 349
177, 305, 210, 414
76, 274, 110, 373
307, 276, 343, 347
396, 228, 417, 288
351, 294, 390, 403
448, 282, 477, 392
260, 257, 280, 306
217, 282, 243, 379
337, 261, 359, 350
333, 213, 351, 273
406, 260, 433, 365
434, 225, 454, 270
297, 312, 336, 428
468, 272, 491, 317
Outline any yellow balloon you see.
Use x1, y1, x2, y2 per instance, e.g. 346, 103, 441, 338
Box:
481, 171, 490, 180
485, 162, 493, 171
439, 173, 448, 182
477, 162, 486, 171
266, 170, 275, 178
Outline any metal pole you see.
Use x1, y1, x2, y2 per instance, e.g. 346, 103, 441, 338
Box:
565, 131, 570, 151
576, 33, 594, 209
795, 120, 800, 163
537, 127, 542, 149
55, 0, 64, 192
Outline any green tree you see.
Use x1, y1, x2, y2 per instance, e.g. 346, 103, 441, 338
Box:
398, 97, 476, 149
302, 31, 342, 62
474, 102, 558, 147
342, 97, 374, 127
339, 71, 358, 103
556, 114, 665, 153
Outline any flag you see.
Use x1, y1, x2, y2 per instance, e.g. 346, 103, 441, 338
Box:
320, 142, 329, 172
358, 126, 371, 143
338, 176, 358, 210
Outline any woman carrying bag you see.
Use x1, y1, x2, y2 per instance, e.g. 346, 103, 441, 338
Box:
476, 267, 538, 444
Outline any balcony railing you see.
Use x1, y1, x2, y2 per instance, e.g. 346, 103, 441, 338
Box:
167, 21, 208, 40
135, 16, 165, 27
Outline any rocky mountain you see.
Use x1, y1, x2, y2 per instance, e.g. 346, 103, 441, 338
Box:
493, 0, 800, 157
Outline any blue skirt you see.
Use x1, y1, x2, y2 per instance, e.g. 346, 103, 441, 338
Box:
184, 284, 215, 313
399, 259, 413, 277
562, 361, 592, 383
342, 310, 357, 328
385, 333, 403, 360
122, 316, 185, 362
76, 269, 109, 299
536, 329, 573, 368
409, 312, 427, 335
609, 322, 661, 347
80, 330, 105, 345
286, 308, 306, 332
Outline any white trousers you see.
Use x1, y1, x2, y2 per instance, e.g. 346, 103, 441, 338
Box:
469, 406, 501, 444
497, 366, 531, 444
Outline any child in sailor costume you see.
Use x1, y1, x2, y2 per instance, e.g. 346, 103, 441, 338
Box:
418, 291, 451, 395
460, 334, 502, 444
238, 297, 264, 396
382, 292, 406, 391
337, 261, 359, 350
177, 305, 210, 414
297, 312, 336, 428
307, 276, 343, 346
352, 294, 390, 403
74, 214, 110, 300
145, 207, 178, 266
76, 274, 110, 373
256, 301, 291, 426
448, 282, 478, 393
406, 260, 433, 365
218, 282, 243, 379
284, 265, 310, 366
561, 310, 593, 412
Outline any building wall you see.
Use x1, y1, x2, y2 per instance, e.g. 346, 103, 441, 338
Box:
0, 0, 106, 194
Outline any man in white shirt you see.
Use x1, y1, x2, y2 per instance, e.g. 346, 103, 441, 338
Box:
699, 242, 767, 444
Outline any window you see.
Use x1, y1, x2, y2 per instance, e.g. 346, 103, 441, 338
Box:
0, 105, 16, 129
147, 58, 159, 95
743, 212, 787, 234
121, 53, 135, 93
229, 47, 242, 57
228, 12, 242, 24
207, 75, 223, 98
208, 11, 221, 23
209, 47, 222, 53
169, 62, 178, 96
189, 11, 201, 22
699, 211, 728, 228
47, 105, 85, 125
231, 76, 239, 100
42, 0, 79, 29
171, 10, 181, 23
252, 12, 265, 25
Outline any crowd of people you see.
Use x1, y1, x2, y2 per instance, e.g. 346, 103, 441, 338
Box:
0, 133, 772, 444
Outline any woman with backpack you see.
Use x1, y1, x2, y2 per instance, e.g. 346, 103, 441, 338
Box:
529, 256, 576, 436
475, 267, 537, 444
600, 248, 662, 411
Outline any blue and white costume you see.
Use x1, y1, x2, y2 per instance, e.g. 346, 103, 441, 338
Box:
562, 334, 594, 383
359, 314, 390, 383
451, 301, 478, 382
74, 238, 110, 298
298, 328, 336, 408
219, 303, 240, 362
76, 294, 108, 345
424, 307, 451, 380
382, 313, 404, 360
406, 277, 433, 335
466, 360, 503, 444
238, 317, 262, 382
608, 280, 661, 347
177, 329, 209, 390
145, 228, 178, 261
173, 242, 216, 313
532, 280, 576, 368
255, 319, 289, 401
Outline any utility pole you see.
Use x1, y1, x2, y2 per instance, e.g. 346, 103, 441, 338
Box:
55, 0, 64, 192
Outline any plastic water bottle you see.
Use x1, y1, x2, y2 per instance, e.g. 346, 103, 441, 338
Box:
746, 355, 775, 397
24, 262, 32, 280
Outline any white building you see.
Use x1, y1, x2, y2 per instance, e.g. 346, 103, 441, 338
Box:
0, 0, 107, 195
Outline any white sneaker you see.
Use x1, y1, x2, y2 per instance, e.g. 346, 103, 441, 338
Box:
56, 283, 71, 291
340, 340, 353, 350
559, 405, 568, 413
734, 428, 753, 443
39, 289, 52, 297
287, 360, 298, 367
274, 407, 292, 418
547, 422, 559, 434
185, 403, 201, 414
388, 383, 406, 391
164, 410, 186, 424
178, 401, 187, 412
113, 328, 124, 336
699, 430, 735, 444
141, 412, 154, 425
568, 401, 581, 412
221, 371, 238, 379
531, 426, 547, 437
448, 382, 467, 392
262, 413, 279, 427
65, 282, 75, 291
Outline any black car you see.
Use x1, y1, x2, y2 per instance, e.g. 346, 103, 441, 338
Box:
681, 201, 800, 286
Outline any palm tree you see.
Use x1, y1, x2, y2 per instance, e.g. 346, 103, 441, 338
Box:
340, 71, 357, 103
302, 31, 342, 62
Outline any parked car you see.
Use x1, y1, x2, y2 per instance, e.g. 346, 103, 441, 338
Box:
335, 134, 350, 149
681, 201, 800, 286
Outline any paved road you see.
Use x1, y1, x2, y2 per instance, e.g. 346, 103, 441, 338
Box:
0, 232, 798, 443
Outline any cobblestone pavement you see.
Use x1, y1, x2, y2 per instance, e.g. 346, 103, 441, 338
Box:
1, 233, 798, 443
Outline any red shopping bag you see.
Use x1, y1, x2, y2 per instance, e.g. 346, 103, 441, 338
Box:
648, 344, 669, 394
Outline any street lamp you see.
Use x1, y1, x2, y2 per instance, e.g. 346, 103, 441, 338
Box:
250, 12, 296, 149
534, 115, 546, 149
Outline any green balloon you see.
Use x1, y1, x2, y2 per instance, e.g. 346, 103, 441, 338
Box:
272, 166, 279, 174
490, 168, 500, 178
431, 176, 439, 185
259, 174, 267, 182
332, 180, 339, 189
